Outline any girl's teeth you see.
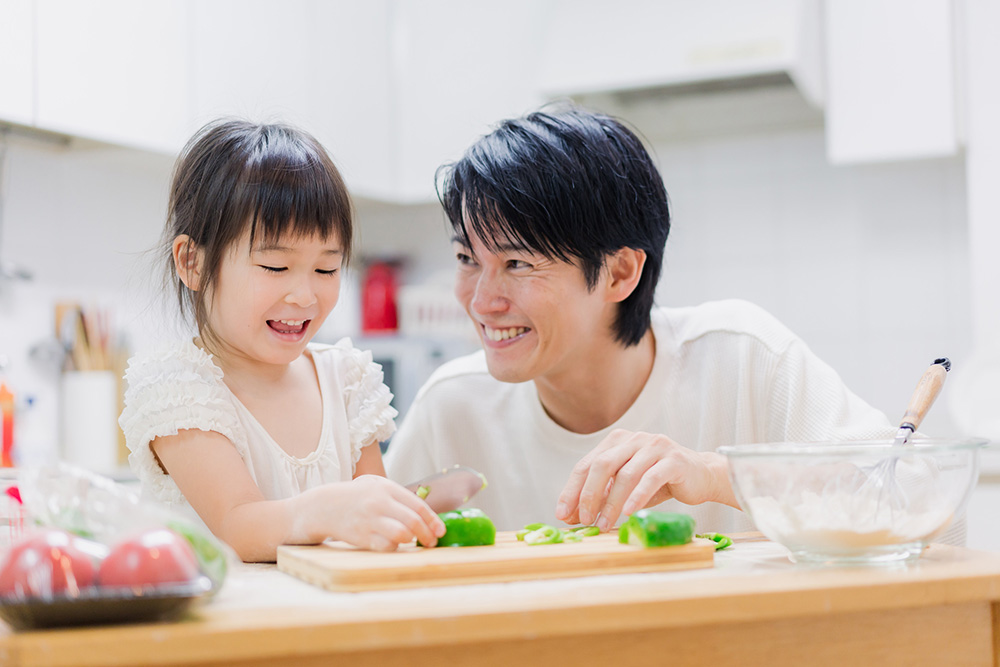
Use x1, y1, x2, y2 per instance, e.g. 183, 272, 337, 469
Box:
487, 327, 527, 341
278, 320, 305, 326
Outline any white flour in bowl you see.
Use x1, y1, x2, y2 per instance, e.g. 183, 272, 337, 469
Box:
745, 492, 951, 550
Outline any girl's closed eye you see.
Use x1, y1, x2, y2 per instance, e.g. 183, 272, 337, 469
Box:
316, 268, 339, 276
260, 265, 287, 273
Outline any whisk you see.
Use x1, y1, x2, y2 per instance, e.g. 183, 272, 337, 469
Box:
861, 358, 951, 514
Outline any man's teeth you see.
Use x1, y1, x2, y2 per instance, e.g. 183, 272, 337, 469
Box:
485, 326, 527, 341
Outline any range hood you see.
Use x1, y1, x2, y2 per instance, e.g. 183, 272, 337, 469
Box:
535, 0, 824, 111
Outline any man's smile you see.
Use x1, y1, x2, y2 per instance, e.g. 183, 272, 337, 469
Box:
483, 325, 530, 342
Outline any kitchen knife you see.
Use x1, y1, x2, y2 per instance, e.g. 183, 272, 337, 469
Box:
404, 465, 487, 513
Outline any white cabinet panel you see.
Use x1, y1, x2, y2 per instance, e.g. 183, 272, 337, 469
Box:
0, 0, 35, 125
190, 0, 396, 201
34, 0, 190, 153
391, 0, 545, 202
825, 0, 957, 164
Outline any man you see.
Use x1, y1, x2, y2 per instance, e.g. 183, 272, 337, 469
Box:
385, 106, 892, 533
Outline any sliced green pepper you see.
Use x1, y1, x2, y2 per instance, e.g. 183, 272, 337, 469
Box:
567, 525, 600, 537
618, 510, 695, 548
415, 485, 430, 500
696, 532, 734, 550
420, 508, 496, 547
523, 524, 564, 545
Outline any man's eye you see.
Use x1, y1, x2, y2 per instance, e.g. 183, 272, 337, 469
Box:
456, 253, 476, 265
508, 259, 531, 269
260, 265, 286, 273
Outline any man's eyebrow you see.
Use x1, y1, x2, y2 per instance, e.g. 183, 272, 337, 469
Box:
449, 235, 531, 253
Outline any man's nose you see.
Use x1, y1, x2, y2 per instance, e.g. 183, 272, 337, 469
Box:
470, 271, 508, 315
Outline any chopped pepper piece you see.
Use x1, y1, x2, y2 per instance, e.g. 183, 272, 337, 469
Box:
696, 532, 734, 550
415, 485, 430, 500
523, 524, 564, 545
420, 508, 496, 547
567, 525, 600, 537
618, 510, 695, 548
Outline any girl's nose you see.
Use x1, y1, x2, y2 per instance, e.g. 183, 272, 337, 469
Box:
285, 277, 318, 308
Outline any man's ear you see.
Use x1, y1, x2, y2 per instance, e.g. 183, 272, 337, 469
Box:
604, 247, 646, 304
172, 235, 204, 291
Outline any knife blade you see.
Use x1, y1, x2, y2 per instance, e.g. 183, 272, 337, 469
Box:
404, 465, 487, 513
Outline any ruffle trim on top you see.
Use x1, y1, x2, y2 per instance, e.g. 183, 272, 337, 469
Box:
333, 339, 398, 464
119, 340, 246, 506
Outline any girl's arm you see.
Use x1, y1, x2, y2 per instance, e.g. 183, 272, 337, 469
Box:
152, 430, 444, 562
353, 441, 387, 476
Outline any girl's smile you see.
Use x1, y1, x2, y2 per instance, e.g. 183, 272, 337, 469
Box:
267, 319, 312, 339
206, 230, 343, 370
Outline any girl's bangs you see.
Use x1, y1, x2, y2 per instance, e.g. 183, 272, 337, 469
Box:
244, 156, 347, 248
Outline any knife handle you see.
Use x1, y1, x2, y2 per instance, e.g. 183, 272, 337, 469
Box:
898, 358, 950, 432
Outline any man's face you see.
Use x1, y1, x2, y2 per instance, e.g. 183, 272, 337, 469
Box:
453, 227, 616, 385
207, 229, 343, 368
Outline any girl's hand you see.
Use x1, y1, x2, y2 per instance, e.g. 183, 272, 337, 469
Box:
292, 475, 446, 551
554, 429, 738, 532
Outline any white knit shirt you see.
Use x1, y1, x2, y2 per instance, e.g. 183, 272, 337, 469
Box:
120, 339, 397, 514
386, 300, 895, 533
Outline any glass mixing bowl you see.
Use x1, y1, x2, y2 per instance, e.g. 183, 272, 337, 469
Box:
719, 438, 988, 564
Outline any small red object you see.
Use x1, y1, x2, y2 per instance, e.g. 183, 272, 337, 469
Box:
361, 262, 399, 333
5, 486, 21, 504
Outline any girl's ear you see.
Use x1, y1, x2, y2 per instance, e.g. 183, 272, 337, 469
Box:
172, 235, 204, 291
604, 247, 646, 304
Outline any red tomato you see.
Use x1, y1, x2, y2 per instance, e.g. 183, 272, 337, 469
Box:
0, 529, 97, 598
97, 528, 200, 589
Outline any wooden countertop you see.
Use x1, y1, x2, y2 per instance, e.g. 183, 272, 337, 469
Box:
3, 539, 1000, 666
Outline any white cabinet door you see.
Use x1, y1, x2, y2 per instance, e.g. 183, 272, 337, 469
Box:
34, 0, 190, 153
0, 0, 35, 126
391, 0, 545, 202
189, 0, 396, 201
824, 0, 958, 164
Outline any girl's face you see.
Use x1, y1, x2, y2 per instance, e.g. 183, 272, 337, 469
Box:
207, 228, 344, 368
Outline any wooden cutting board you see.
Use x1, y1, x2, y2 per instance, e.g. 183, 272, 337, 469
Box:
277, 531, 715, 592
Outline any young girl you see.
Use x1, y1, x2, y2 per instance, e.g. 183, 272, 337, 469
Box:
119, 119, 445, 562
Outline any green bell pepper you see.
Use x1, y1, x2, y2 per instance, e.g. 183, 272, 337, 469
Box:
618, 510, 695, 548
696, 532, 734, 550
421, 508, 496, 547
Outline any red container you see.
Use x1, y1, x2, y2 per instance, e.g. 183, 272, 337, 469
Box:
361, 262, 399, 333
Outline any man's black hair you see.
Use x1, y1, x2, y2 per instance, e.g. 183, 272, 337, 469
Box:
437, 105, 670, 346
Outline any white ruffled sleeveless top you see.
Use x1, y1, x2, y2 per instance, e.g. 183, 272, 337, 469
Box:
119, 338, 397, 510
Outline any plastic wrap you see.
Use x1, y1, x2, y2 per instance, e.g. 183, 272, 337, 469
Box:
0, 463, 235, 631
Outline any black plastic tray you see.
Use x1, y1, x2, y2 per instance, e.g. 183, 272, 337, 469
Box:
0, 576, 213, 631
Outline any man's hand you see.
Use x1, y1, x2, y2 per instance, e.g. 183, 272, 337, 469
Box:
554, 429, 737, 531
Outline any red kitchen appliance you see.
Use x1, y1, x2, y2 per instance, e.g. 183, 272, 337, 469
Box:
361, 261, 399, 334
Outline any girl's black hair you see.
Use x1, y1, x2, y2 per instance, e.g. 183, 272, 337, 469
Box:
437, 105, 670, 346
164, 119, 352, 346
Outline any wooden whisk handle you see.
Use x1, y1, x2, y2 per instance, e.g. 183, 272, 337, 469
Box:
899, 358, 950, 432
